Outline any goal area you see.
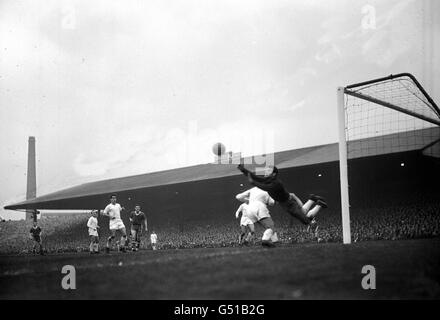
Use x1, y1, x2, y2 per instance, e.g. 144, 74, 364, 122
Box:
337, 73, 440, 244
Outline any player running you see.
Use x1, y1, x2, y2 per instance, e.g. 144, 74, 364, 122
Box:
29, 221, 44, 255
87, 210, 100, 254
129, 205, 147, 251
235, 201, 255, 245
103, 194, 128, 253
236, 186, 278, 247
237, 164, 327, 234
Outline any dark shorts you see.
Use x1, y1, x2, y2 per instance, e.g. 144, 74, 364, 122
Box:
279, 194, 303, 217
258, 217, 274, 229
131, 224, 142, 232
32, 236, 41, 243
279, 194, 311, 225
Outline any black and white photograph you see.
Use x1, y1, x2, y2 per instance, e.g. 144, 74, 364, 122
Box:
0, 0, 439, 304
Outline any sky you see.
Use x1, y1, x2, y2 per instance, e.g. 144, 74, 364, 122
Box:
1, 0, 439, 220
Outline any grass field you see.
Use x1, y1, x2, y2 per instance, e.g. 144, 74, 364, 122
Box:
1, 238, 439, 300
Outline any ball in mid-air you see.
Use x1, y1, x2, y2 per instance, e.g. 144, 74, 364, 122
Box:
212, 142, 226, 156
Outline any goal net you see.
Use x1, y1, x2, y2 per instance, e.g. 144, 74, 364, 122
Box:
337, 73, 440, 244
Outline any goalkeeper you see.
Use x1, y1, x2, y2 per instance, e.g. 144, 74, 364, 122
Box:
237, 164, 327, 233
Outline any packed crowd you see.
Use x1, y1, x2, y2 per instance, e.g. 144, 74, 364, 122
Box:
0, 200, 439, 254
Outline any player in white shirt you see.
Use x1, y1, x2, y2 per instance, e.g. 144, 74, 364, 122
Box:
150, 231, 158, 250
236, 187, 279, 247
235, 201, 255, 245
87, 210, 100, 254
103, 194, 128, 253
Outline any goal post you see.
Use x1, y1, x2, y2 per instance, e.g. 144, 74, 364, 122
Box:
337, 73, 440, 245
337, 87, 351, 244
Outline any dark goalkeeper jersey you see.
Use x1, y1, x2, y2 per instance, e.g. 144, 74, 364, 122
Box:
130, 211, 146, 225
256, 179, 290, 203
30, 226, 42, 238
239, 165, 290, 203
247, 174, 290, 202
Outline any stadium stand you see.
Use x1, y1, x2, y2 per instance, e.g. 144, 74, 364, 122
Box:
1, 128, 438, 254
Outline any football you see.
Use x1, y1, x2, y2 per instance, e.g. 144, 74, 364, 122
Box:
212, 142, 226, 156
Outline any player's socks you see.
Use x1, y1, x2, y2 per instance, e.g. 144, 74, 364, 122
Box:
306, 205, 322, 219
316, 199, 328, 209
238, 233, 245, 244
106, 236, 114, 251
302, 200, 315, 212
245, 231, 254, 243
262, 229, 276, 247
262, 228, 274, 241
120, 236, 127, 252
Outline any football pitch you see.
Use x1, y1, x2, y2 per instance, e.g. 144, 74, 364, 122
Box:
0, 238, 439, 300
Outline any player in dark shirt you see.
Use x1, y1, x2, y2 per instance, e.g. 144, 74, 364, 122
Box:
237, 164, 327, 234
129, 205, 147, 251
29, 221, 44, 255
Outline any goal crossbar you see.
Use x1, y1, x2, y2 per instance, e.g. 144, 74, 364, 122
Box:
344, 90, 440, 127
345, 73, 440, 126
346, 73, 440, 118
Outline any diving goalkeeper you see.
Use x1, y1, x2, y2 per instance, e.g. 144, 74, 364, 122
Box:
237, 164, 327, 233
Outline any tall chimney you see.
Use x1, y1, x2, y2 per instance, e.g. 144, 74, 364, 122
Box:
26, 136, 36, 220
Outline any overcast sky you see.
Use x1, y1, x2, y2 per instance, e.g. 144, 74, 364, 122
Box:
1, 0, 439, 220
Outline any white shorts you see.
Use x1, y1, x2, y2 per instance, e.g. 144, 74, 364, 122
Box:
109, 219, 125, 231
256, 209, 271, 221
88, 229, 98, 237
240, 216, 254, 226
247, 202, 271, 222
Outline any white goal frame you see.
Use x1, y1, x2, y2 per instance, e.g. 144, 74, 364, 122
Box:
337, 73, 440, 244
